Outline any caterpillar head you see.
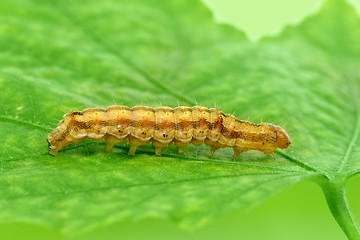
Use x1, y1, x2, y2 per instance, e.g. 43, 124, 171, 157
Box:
275, 126, 291, 149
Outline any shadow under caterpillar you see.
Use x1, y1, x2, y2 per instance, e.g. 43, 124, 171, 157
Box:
47, 105, 291, 160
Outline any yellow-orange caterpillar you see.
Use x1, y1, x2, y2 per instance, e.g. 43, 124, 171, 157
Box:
47, 105, 291, 160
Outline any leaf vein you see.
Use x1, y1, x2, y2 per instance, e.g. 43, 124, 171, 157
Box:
53, 1, 194, 105
0, 115, 50, 132
275, 150, 322, 173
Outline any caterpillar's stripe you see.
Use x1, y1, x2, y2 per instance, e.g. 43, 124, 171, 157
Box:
46, 105, 291, 160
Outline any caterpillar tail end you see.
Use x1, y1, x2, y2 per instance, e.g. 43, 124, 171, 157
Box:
47, 137, 58, 156
46, 126, 72, 156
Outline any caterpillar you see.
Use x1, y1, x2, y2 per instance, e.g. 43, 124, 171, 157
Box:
46, 105, 291, 160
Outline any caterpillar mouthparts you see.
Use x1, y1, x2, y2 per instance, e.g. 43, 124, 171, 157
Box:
47, 105, 291, 160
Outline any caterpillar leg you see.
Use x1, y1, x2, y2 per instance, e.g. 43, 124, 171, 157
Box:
128, 145, 137, 155
208, 141, 228, 159
262, 150, 276, 159
105, 142, 116, 153
268, 152, 275, 160
178, 146, 185, 154
209, 146, 218, 158
155, 147, 162, 156
104, 135, 124, 152
174, 140, 188, 154
152, 140, 170, 156
205, 139, 227, 159
128, 136, 148, 155
232, 147, 248, 160
232, 150, 241, 161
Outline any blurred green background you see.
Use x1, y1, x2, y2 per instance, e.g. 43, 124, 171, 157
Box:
1, 0, 359, 239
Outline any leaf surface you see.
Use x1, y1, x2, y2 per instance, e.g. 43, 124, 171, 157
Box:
0, 0, 359, 235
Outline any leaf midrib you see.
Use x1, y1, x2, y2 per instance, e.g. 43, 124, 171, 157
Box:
333, 58, 360, 177
338, 110, 360, 175
2, 146, 312, 175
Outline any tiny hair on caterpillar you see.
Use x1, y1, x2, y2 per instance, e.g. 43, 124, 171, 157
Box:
46, 105, 291, 160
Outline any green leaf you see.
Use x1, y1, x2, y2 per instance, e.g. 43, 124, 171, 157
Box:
0, 0, 359, 237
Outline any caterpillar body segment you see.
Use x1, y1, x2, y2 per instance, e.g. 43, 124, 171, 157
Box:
46, 105, 291, 159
